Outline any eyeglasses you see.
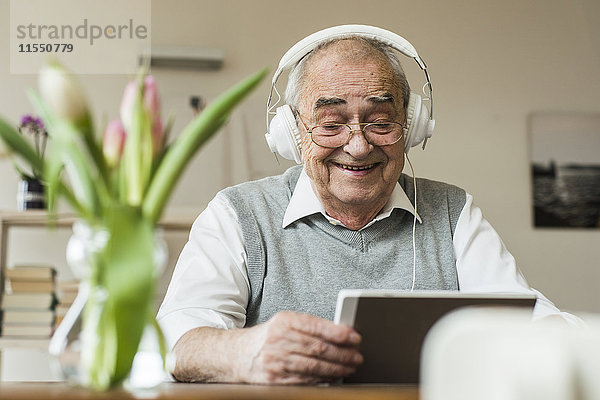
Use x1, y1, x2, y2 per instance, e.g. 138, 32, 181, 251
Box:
298, 115, 405, 149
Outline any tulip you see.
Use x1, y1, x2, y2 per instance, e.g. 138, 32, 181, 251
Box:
119, 74, 163, 206
141, 76, 160, 123
145, 76, 164, 154
152, 117, 164, 156
120, 75, 162, 140
119, 80, 137, 132
102, 119, 126, 167
38, 62, 90, 124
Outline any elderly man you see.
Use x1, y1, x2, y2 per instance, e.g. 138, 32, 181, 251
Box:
157, 26, 570, 384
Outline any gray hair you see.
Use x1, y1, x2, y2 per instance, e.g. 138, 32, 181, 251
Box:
284, 36, 411, 113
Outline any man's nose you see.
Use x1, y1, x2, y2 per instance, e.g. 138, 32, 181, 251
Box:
342, 128, 373, 158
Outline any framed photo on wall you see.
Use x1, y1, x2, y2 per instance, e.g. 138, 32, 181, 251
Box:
529, 112, 600, 228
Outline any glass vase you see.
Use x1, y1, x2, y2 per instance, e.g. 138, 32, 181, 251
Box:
49, 220, 169, 391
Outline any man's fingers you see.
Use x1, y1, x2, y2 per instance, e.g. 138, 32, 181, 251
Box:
274, 311, 361, 345
282, 353, 357, 379
283, 328, 363, 366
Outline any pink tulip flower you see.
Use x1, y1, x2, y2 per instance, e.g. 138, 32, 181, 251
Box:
120, 75, 163, 154
152, 117, 164, 156
102, 119, 126, 167
142, 76, 160, 123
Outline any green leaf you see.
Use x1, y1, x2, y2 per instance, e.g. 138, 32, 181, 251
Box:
150, 316, 168, 369
148, 115, 175, 181
44, 144, 63, 215
143, 67, 268, 223
79, 113, 111, 193
100, 206, 154, 385
57, 182, 88, 217
11, 160, 34, 181
28, 89, 101, 219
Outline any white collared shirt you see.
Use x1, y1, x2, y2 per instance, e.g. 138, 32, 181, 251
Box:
157, 170, 575, 349
282, 170, 421, 229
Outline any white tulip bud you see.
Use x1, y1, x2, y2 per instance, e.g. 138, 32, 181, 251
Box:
38, 62, 90, 123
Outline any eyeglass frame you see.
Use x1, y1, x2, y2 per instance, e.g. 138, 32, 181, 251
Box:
297, 114, 405, 149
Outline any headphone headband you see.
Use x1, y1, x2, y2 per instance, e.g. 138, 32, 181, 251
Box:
272, 24, 427, 85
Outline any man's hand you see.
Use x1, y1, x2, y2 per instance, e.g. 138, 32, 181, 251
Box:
238, 311, 363, 384
172, 311, 363, 384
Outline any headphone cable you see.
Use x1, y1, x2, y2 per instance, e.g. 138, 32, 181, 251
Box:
405, 153, 417, 292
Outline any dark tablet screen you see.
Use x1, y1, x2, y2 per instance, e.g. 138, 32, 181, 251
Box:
336, 291, 536, 384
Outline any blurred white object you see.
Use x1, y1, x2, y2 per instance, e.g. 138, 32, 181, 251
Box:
1, 348, 59, 382
124, 324, 168, 390
421, 308, 599, 400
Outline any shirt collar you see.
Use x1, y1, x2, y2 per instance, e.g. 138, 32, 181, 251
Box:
282, 169, 421, 229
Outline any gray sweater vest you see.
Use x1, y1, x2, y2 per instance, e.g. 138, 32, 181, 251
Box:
218, 166, 466, 327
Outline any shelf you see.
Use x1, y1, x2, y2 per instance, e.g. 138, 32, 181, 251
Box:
0, 337, 50, 351
0, 210, 195, 231
0, 210, 195, 305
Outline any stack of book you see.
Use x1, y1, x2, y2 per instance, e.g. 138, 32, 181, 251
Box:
1, 265, 57, 338
55, 280, 79, 327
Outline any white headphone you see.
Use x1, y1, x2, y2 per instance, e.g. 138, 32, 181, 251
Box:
265, 24, 436, 164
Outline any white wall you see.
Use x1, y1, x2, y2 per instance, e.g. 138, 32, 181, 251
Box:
1, 0, 599, 314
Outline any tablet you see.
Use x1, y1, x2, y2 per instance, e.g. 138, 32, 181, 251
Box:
333, 289, 536, 384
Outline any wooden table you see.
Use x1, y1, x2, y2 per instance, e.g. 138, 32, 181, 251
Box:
0, 381, 419, 400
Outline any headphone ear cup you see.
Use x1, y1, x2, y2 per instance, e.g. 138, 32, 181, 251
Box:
265, 105, 303, 164
404, 92, 433, 152
404, 93, 420, 152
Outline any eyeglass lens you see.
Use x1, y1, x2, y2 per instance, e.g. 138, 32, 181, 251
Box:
311, 123, 403, 148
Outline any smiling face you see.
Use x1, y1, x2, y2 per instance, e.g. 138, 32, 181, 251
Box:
297, 39, 406, 229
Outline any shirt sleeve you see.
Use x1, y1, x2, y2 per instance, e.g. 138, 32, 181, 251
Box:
156, 194, 250, 350
453, 193, 581, 324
